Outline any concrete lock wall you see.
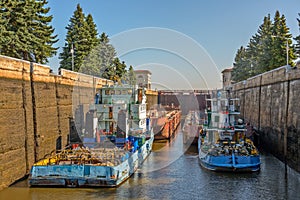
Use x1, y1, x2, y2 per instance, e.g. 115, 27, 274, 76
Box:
158, 91, 209, 115
0, 55, 113, 190
232, 66, 300, 172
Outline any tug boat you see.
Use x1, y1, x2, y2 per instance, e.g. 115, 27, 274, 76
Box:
29, 84, 154, 187
198, 90, 261, 172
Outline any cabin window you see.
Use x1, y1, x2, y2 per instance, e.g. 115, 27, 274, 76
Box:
116, 90, 121, 95
214, 116, 219, 123
212, 101, 217, 112
221, 100, 228, 111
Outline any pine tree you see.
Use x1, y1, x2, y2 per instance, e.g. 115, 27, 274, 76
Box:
256, 15, 273, 72
232, 10, 296, 82
96, 33, 117, 78
103, 57, 127, 82
232, 15, 273, 81
79, 47, 102, 76
0, 0, 58, 63
86, 14, 99, 48
59, 4, 128, 81
59, 4, 98, 71
232, 46, 249, 82
79, 32, 130, 84
270, 11, 295, 67
247, 33, 261, 75
80, 32, 129, 82
0, 1, 8, 51
116, 60, 127, 81
126, 65, 136, 85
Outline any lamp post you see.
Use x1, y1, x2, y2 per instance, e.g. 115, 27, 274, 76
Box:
271, 35, 289, 66
70, 39, 87, 71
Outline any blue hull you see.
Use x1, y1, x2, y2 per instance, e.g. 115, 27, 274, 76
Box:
199, 151, 261, 172
29, 136, 154, 187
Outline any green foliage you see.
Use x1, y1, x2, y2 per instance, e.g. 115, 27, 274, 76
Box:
86, 14, 99, 47
80, 32, 129, 82
59, 4, 99, 71
254, 15, 273, 73
124, 65, 137, 85
114, 58, 127, 82
232, 11, 296, 83
102, 57, 127, 83
98, 33, 118, 77
0, 0, 58, 63
80, 33, 117, 77
271, 12, 295, 67
60, 4, 129, 82
232, 46, 250, 82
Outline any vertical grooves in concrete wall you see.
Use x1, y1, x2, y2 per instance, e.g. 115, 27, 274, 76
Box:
30, 62, 38, 161
284, 80, 290, 166
258, 76, 262, 131
55, 77, 61, 135
54, 77, 62, 150
21, 64, 29, 172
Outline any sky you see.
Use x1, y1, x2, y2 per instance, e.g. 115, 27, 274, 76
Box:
47, 0, 300, 90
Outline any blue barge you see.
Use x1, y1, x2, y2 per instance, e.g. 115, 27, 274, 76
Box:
29, 136, 153, 187
29, 84, 154, 187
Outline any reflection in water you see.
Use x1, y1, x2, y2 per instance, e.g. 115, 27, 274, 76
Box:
1, 130, 300, 200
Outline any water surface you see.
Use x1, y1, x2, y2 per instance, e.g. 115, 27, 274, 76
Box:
1, 130, 299, 200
